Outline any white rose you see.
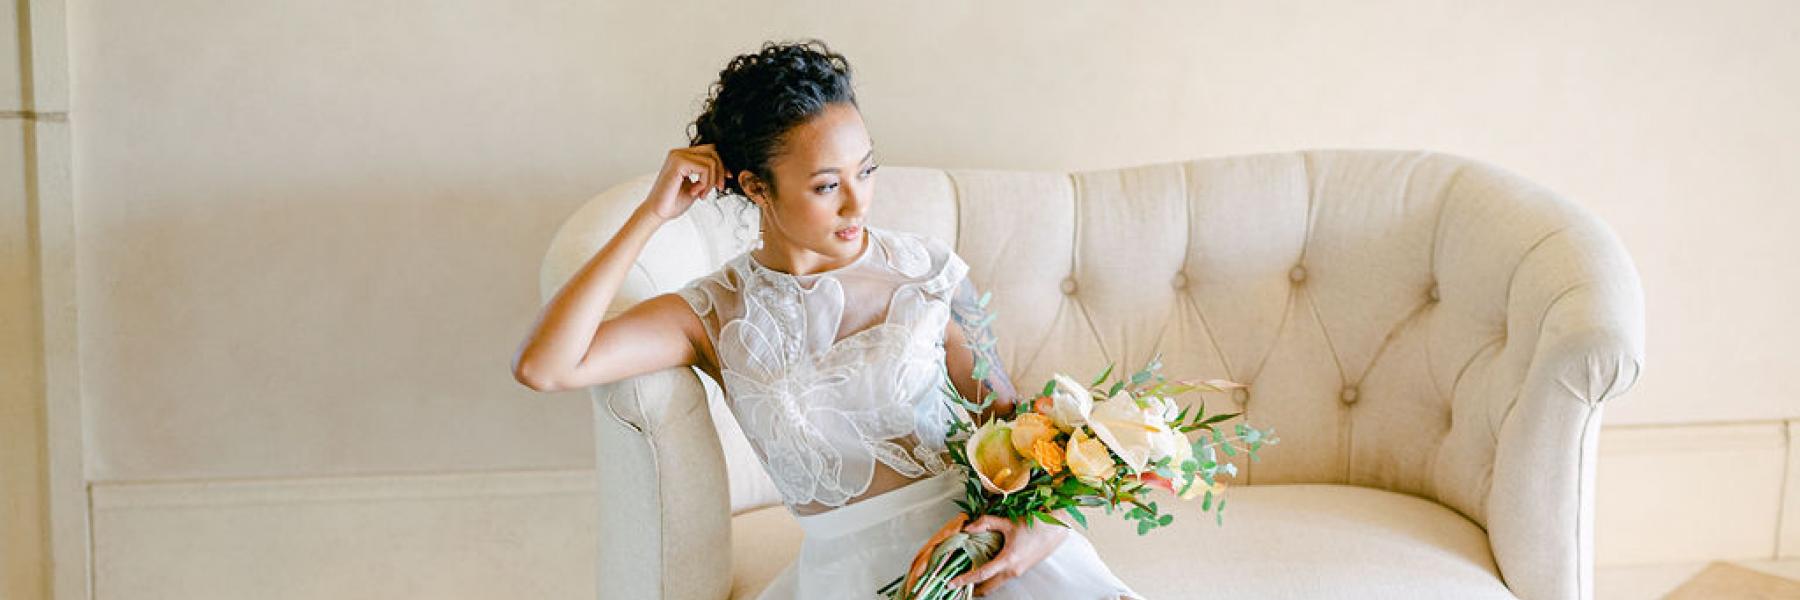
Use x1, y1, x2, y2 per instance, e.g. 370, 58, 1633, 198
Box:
1140, 396, 1191, 465
1151, 429, 1194, 466
1045, 373, 1095, 431
1142, 395, 1181, 422
1085, 390, 1170, 473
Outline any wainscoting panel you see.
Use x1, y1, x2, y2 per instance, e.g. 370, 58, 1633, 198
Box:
91, 470, 598, 600
1595, 421, 1789, 565
84, 420, 1799, 597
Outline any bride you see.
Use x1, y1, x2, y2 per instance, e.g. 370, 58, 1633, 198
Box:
513, 39, 1142, 600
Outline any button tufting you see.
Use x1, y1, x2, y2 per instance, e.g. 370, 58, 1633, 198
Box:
1061, 277, 1078, 295
1172, 272, 1188, 289
1289, 265, 1307, 283
1429, 284, 1441, 302
1232, 387, 1250, 406
1340, 386, 1359, 404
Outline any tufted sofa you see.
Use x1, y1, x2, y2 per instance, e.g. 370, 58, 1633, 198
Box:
540, 149, 1645, 600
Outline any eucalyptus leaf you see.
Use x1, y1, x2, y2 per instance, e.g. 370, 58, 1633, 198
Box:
1065, 506, 1088, 529
1091, 363, 1116, 389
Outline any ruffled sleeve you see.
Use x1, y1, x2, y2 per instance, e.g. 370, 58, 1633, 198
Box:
673, 272, 726, 355
674, 276, 714, 319
915, 234, 971, 302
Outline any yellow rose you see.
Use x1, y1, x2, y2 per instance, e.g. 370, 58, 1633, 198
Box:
1086, 390, 1170, 473
1064, 428, 1117, 484
968, 419, 1030, 495
1009, 413, 1058, 457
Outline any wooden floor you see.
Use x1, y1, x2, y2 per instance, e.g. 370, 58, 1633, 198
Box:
1598, 559, 1800, 599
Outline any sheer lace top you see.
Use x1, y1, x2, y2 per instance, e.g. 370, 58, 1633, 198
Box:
675, 226, 973, 515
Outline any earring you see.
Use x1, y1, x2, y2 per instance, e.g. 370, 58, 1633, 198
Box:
752, 197, 767, 250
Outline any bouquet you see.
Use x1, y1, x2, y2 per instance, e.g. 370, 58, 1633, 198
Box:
878, 344, 1281, 599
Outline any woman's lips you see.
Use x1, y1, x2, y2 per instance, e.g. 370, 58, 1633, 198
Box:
835, 225, 862, 241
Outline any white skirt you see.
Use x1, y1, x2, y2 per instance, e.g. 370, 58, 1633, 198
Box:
754, 470, 1145, 600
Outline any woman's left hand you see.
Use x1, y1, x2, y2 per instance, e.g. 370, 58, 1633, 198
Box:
948, 514, 1070, 595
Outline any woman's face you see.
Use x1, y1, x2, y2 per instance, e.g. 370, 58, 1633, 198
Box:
742, 102, 879, 274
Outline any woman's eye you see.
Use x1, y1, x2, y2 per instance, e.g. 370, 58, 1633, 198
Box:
815, 165, 878, 194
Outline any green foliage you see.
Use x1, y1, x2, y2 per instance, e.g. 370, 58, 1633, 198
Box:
897, 300, 1286, 599
1089, 362, 1115, 389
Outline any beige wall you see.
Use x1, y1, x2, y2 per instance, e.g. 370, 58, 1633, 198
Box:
5, 0, 1796, 598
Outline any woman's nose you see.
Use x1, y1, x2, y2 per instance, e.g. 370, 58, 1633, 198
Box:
841, 185, 869, 216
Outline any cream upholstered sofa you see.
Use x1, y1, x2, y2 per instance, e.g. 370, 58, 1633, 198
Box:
539, 149, 1645, 600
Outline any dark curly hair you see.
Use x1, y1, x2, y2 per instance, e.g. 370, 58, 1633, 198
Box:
687, 38, 858, 201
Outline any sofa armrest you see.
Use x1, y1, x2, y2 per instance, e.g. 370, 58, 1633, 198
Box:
1486, 218, 1646, 600
591, 366, 732, 600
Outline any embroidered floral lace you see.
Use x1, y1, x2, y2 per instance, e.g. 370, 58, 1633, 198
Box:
675, 226, 1011, 514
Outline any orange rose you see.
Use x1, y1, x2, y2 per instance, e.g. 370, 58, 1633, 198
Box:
1009, 413, 1058, 457
1033, 438, 1066, 474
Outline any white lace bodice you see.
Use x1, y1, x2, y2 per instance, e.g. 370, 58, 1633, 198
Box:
675, 226, 976, 512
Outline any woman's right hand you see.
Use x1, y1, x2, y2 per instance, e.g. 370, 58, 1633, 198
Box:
644, 144, 730, 221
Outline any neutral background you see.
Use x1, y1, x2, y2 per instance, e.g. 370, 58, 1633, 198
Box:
5, 0, 1796, 598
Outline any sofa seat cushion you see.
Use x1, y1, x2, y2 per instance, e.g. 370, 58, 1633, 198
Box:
1086, 483, 1516, 599
730, 484, 1514, 599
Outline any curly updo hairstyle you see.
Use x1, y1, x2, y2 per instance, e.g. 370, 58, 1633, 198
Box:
687, 38, 858, 202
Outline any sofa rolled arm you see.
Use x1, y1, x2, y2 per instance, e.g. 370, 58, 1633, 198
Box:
1486, 214, 1646, 600
590, 366, 732, 600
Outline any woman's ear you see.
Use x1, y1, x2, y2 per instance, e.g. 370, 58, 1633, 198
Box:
739, 171, 770, 206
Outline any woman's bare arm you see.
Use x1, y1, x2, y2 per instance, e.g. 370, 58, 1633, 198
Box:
944, 278, 1019, 423
946, 322, 1013, 423
511, 205, 699, 392
511, 145, 728, 392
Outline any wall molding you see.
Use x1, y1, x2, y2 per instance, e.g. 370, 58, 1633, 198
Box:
76, 418, 1800, 598
1596, 419, 1794, 566
89, 469, 600, 600
91, 469, 595, 510
1780, 419, 1799, 558
0, 110, 68, 121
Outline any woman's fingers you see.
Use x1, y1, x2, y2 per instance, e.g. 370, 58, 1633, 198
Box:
973, 570, 1015, 596
952, 552, 1016, 590
682, 170, 701, 197
689, 143, 726, 194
